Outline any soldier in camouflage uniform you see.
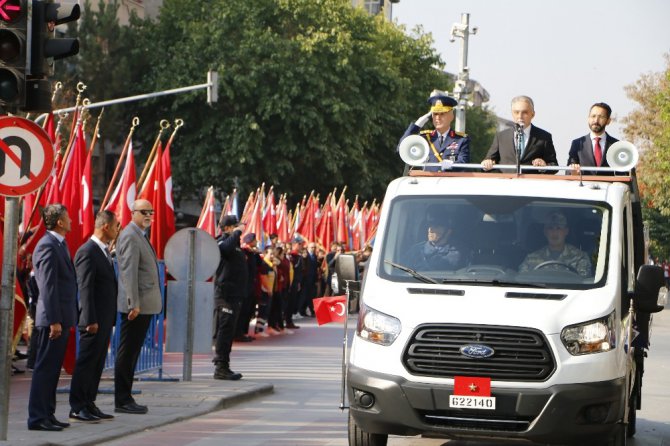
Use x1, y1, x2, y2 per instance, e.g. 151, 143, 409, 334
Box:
519, 212, 592, 276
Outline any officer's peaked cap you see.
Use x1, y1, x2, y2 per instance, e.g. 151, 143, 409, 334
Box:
427, 90, 457, 113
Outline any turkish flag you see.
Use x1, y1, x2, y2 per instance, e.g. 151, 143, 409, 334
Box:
106, 141, 137, 227
197, 186, 217, 238
453, 376, 491, 397
313, 295, 347, 326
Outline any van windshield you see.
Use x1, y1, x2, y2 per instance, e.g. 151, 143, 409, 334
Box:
379, 196, 609, 289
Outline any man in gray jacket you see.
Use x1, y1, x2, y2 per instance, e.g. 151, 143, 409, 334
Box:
114, 199, 162, 414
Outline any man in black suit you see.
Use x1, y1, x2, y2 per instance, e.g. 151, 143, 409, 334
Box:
68, 210, 120, 422
27, 204, 78, 432
481, 95, 558, 172
567, 102, 618, 173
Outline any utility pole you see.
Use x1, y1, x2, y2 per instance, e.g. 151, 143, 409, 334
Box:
450, 13, 477, 133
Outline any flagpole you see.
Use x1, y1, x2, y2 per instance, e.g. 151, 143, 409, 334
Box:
340, 280, 352, 411
100, 117, 140, 210
137, 119, 170, 194
59, 83, 87, 171
21, 113, 67, 233
86, 108, 104, 154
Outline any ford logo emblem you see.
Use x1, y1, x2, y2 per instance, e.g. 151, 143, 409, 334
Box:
460, 344, 495, 358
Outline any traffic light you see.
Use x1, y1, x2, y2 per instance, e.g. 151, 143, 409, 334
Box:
0, 0, 27, 110
25, 0, 79, 112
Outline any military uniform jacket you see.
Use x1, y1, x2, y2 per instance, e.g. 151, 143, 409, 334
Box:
519, 244, 592, 277
399, 123, 471, 171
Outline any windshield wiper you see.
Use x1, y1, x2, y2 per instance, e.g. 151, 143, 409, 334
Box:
441, 278, 546, 288
385, 260, 438, 284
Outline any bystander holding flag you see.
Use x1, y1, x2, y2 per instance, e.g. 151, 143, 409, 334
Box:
313, 295, 347, 325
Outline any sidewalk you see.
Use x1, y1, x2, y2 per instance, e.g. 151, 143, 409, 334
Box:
2, 352, 273, 446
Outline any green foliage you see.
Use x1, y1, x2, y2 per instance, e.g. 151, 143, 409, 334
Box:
622, 54, 670, 258
73, 0, 497, 205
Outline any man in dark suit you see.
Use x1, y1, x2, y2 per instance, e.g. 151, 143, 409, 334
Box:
27, 204, 77, 432
567, 102, 618, 173
398, 90, 471, 171
68, 210, 120, 422
481, 95, 558, 172
114, 199, 162, 414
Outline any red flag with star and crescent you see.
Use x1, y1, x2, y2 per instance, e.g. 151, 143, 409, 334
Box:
312, 295, 347, 325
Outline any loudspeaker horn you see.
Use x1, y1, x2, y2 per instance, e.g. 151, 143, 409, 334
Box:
606, 141, 639, 171
398, 135, 430, 166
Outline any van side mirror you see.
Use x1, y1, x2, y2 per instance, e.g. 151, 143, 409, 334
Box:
635, 265, 665, 313
336, 253, 359, 292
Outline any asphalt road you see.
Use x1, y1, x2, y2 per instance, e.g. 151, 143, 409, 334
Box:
98, 309, 670, 446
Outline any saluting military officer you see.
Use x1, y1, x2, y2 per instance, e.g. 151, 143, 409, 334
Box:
398, 90, 470, 171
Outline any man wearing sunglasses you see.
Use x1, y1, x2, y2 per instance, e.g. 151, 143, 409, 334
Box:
114, 199, 162, 414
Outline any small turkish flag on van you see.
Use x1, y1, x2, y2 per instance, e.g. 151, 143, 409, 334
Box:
313, 295, 347, 325
453, 376, 491, 397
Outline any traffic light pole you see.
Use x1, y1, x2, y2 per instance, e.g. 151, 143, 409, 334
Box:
49, 70, 218, 115
450, 13, 477, 134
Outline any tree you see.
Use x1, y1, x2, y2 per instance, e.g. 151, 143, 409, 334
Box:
112, 0, 496, 203
622, 54, 670, 258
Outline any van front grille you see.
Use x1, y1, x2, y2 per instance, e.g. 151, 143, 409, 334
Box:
402, 324, 555, 381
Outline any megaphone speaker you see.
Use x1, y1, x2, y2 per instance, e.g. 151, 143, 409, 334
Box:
399, 135, 429, 166
605, 141, 639, 171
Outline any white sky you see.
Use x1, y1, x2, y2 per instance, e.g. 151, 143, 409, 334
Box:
392, 0, 670, 163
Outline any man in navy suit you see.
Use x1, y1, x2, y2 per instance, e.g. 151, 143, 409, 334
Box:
398, 90, 470, 171
481, 95, 558, 172
68, 210, 120, 422
27, 204, 77, 432
567, 102, 618, 173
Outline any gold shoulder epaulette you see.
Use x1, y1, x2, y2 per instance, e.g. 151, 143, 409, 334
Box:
455, 131, 467, 137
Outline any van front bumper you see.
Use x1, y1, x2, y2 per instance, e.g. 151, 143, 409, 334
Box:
348, 365, 626, 445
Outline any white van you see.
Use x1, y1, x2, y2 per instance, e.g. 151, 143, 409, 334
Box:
342, 148, 666, 446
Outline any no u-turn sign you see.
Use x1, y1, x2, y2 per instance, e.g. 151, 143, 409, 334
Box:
0, 116, 54, 197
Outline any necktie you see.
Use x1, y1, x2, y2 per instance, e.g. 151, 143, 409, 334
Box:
104, 247, 114, 266
594, 136, 602, 166
439, 135, 444, 148
516, 132, 525, 158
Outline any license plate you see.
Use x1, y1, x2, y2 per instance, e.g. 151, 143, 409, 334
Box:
449, 395, 496, 410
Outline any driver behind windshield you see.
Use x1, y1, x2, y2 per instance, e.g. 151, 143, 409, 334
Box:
519, 211, 592, 276
405, 206, 464, 271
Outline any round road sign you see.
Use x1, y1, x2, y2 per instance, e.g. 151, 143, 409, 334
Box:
164, 228, 220, 282
0, 116, 54, 197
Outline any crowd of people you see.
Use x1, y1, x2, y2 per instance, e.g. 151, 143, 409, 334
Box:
212, 214, 372, 380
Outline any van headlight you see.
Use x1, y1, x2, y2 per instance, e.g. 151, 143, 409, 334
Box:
561, 312, 615, 355
356, 304, 401, 346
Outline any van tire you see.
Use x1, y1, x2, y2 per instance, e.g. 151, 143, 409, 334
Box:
348, 411, 388, 446
603, 424, 627, 446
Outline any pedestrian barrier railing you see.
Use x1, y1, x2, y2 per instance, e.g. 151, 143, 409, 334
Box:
102, 261, 173, 381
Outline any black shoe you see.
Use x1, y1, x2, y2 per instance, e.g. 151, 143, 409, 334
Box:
213, 367, 242, 380
28, 420, 63, 431
234, 335, 254, 342
69, 408, 101, 423
115, 402, 148, 414
13, 350, 28, 360
88, 404, 114, 420
50, 417, 70, 428
286, 323, 300, 329
11, 365, 24, 375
